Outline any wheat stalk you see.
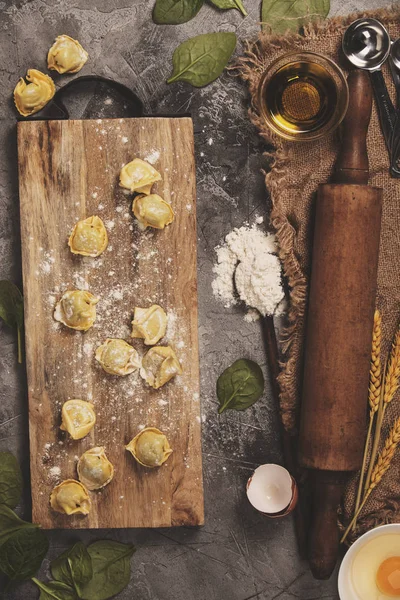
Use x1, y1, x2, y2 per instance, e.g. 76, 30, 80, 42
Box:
364, 327, 400, 493
369, 310, 382, 415
342, 416, 400, 544
353, 311, 382, 530
370, 416, 400, 487
383, 328, 400, 407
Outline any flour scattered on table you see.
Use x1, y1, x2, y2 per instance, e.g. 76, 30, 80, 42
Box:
212, 224, 285, 317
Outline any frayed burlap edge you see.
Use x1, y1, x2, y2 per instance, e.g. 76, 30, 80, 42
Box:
236, 6, 400, 435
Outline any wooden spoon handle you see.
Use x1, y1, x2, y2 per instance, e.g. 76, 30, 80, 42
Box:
261, 315, 307, 558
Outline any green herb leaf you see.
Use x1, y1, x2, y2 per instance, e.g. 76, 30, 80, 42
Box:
51, 542, 93, 595
0, 504, 37, 547
153, 0, 204, 24
217, 358, 264, 414
0, 526, 48, 581
0, 280, 24, 363
261, 0, 330, 33
167, 31, 237, 87
0, 453, 23, 509
79, 541, 135, 600
32, 578, 78, 600
209, 0, 247, 16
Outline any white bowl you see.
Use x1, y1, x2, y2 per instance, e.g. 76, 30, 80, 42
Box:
338, 523, 400, 599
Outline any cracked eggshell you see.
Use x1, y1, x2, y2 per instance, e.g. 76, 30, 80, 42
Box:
246, 464, 298, 518
14, 69, 56, 117
48, 35, 88, 74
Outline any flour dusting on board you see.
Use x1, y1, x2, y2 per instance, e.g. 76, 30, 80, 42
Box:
143, 149, 160, 164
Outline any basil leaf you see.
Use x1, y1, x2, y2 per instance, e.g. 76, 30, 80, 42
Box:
209, 0, 247, 16
153, 0, 204, 24
79, 541, 135, 600
261, 0, 330, 33
51, 542, 92, 595
32, 578, 78, 600
217, 359, 264, 414
0, 526, 48, 581
167, 32, 237, 87
0, 504, 37, 547
0, 453, 23, 508
0, 280, 24, 363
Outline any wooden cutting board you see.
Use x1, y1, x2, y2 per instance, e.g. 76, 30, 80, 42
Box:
17, 117, 204, 529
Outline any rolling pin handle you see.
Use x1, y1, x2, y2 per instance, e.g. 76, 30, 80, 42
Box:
308, 471, 346, 580
334, 69, 373, 185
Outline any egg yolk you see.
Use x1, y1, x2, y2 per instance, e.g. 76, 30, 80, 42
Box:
376, 556, 400, 596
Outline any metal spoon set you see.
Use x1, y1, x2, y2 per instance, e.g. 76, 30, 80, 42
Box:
343, 18, 400, 177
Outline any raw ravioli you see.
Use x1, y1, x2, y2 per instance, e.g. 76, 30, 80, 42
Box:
140, 346, 182, 389
54, 290, 99, 331
77, 447, 114, 490
95, 338, 141, 376
60, 399, 96, 440
131, 305, 167, 345
132, 194, 174, 230
48, 35, 88, 74
68, 215, 108, 257
14, 69, 55, 117
50, 479, 91, 515
126, 427, 172, 468
119, 158, 161, 193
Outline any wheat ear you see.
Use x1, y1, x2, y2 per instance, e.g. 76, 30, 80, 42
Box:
342, 416, 400, 544
365, 327, 400, 492
369, 310, 382, 415
383, 328, 400, 407
353, 311, 382, 530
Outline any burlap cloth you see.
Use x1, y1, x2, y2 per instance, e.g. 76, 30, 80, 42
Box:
237, 7, 400, 543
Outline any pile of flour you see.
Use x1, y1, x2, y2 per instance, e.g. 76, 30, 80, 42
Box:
212, 224, 285, 319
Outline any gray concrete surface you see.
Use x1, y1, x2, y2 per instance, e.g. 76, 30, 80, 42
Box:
0, 0, 394, 598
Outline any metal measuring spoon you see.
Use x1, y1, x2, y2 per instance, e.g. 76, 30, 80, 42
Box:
389, 39, 400, 176
343, 18, 396, 152
390, 38, 400, 107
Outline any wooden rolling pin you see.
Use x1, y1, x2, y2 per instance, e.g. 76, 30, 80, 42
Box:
298, 69, 383, 579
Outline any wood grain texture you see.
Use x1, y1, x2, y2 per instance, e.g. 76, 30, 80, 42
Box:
17, 117, 204, 529
299, 183, 382, 470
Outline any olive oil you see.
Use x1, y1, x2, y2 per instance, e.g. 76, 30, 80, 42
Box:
264, 61, 338, 136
